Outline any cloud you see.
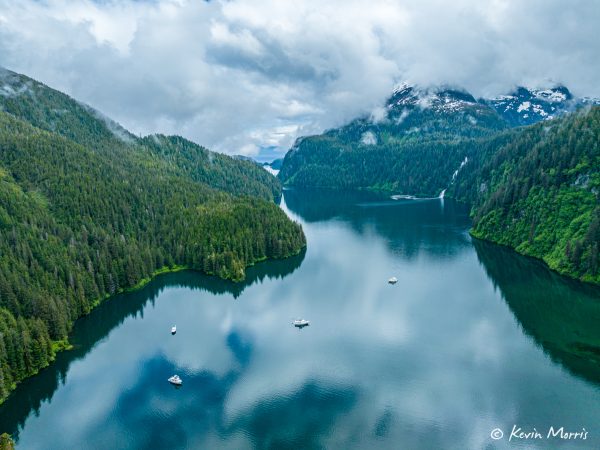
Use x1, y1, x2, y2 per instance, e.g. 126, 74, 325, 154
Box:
360, 131, 378, 145
0, 0, 598, 159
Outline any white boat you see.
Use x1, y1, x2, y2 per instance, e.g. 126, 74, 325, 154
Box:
293, 319, 310, 328
171, 326, 176, 335
168, 374, 182, 385
388, 277, 398, 284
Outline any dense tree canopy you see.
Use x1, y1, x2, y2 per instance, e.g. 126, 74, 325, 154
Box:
450, 107, 600, 284
0, 70, 305, 403
279, 90, 508, 196
279, 83, 599, 286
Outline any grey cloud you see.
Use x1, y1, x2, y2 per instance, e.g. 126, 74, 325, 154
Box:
0, 0, 598, 158
205, 27, 328, 84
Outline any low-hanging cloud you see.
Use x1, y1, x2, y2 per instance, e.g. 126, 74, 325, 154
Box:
0, 0, 598, 159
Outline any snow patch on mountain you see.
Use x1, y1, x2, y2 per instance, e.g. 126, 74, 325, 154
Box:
532, 89, 567, 102
362, 82, 597, 138
391, 82, 411, 96
485, 86, 583, 126
388, 85, 483, 117
532, 104, 548, 117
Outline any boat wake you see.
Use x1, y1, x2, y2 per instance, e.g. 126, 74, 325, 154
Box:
390, 193, 442, 201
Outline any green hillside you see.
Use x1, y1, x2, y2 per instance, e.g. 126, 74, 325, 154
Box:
450, 107, 600, 284
278, 87, 508, 195
0, 69, 305, 402
278, 79, 599, 285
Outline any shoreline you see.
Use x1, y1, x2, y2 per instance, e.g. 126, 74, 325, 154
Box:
470, 232, 600, 288
285, 185, 599, 287
0, 248, 305, 406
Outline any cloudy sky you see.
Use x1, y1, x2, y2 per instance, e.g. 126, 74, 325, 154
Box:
0, 0, 599, 160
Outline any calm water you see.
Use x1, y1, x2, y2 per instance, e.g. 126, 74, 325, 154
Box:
2, 189, 600, 449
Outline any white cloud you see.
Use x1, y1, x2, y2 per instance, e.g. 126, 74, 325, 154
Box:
369, 106, 388, 124
0, 0, 598, 158
210, 22, 265, 57
360, 131, 378, 145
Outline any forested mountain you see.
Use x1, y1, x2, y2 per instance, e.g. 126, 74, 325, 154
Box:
449, 107, 600, 284
140, 135, 280, 201
0, 68, 136, 149
278, 79, 599, 286
0, 69, 280, 202
278, 86, 509, 195
278, 83, 597, 194
0, 69, 305, 402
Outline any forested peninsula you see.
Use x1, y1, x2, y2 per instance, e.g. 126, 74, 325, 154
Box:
0, 69, 305, 402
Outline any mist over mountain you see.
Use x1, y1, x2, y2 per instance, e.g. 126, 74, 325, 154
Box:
278, 80, 600, 286
278, 82, 598, 193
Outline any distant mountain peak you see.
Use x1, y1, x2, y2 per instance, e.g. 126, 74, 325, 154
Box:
386, 84, 481, 116
530, 85, 572, 102
391, 81, 411, 95
385, 82, 594, 127
484, 85, 586, 126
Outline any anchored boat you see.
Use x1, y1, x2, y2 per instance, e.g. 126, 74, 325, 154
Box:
171, 325, 177, 335
388, 277, 398, 284
168, 374, 182, 386
293, 319, 310, 328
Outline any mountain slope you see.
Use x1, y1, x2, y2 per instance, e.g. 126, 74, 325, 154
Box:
450, 107, 600, 284
278, 83, 598, 196
0, 70, 305, 403
279, 86, 509, 195
140, 135, 280, 201
0, 68, 135, 149
0, 68, 279, 202
279, 80, 599, 285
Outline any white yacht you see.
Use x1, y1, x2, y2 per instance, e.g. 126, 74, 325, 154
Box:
171, 326, 177, 335
388, 277, 398, 284
293, 319, 310, 328
168, 374, 182, 385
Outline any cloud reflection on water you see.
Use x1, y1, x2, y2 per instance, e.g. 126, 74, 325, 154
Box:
3, 191, 600, 449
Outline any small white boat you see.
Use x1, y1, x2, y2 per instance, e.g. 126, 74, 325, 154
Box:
388, 277, 398, 284
168, 374, 182, 385
171, 326, 176, 335
293, 319, 310, 328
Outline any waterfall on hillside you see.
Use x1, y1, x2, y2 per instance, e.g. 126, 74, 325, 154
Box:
439, 156, 468, 198
452, 157, 469, 182
390, 156, 468, 202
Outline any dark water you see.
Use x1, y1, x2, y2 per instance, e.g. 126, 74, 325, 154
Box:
2, 189, 600, 450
